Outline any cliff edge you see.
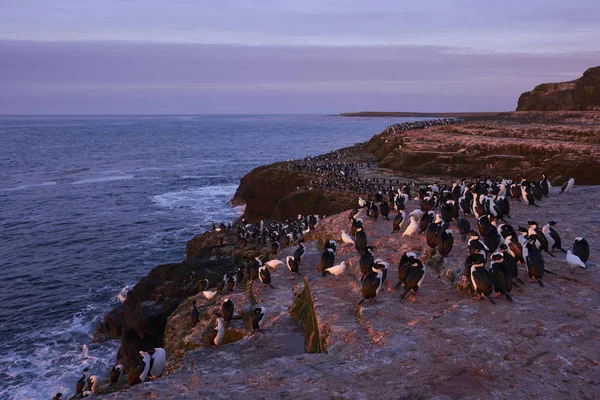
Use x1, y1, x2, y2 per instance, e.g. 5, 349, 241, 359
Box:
517, 66, 600, 111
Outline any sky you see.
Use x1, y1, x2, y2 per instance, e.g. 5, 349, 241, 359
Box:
1, 0, 599, 114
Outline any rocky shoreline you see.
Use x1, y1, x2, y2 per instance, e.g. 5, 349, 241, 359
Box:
94, 111, 599, 399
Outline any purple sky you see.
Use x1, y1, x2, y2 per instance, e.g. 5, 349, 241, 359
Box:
1, 1, 599, 114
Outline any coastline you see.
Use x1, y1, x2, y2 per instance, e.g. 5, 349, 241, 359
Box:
97, 111, 600, 398
340, 111, 507, 118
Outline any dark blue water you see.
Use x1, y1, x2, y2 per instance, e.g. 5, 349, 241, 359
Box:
0, 115, 427, 399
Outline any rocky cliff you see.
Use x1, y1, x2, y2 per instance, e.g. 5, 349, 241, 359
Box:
104, 185, 600, 399
95, 111, 600, 398
517, 66, 600, 111
365, 112, 600, 185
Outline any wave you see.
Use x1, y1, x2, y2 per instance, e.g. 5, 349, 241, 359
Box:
0, 304, 119, 400
1, 182, 57, 192
116, 284, 133, 303
152, 184, 239, 213
72, 174, 135, 185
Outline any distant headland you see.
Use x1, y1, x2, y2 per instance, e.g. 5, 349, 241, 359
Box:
339, 111, 504, 117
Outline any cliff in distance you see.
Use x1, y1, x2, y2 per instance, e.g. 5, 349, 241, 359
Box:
517, 66, 600, 111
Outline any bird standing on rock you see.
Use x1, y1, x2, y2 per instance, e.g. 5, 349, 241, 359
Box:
524, 240, 545, 287
75, 368, 89, 396
259, 265, 274, 288
252, 307, 267, 330
395, 252, 417, 289
341, 230, 355, 245
560, 178, 575, 194
191, 300, 200, 325
149, 348, 166, 380
324, 261, 347, 276
355, 227, 367, 253
400, 259, 426, 300
318, 247, 336, 276
470, 263, 496, 304
294, 240, 306, 263
110, 364, 124, 384
210, 317, 225, 347
221, 298, 234, 323
392, 211, 405, 233
285, 255, 301, 275
403, 216, 419, 237
490, 253, 513, 301
572, 237, 589, 266
359, 266, 384, 305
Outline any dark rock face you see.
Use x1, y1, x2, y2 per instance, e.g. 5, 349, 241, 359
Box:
231, 164, 360, 221
231, 165, 312, 220
95, 255, 238, 371
517, 66, 600, 111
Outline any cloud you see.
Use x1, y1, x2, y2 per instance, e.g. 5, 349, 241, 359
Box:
1, 40, 598, 114
1, 1, 600, 52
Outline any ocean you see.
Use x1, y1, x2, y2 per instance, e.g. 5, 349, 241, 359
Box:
0, 114, 428, 399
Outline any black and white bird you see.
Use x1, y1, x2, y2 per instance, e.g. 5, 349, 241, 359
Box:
468, 232, 490, 258
75, 368, 89, 396
456, 218, 472, 241
259, 265, 274, 288
524, 240, 545, 287
293, 240, 306, 263
560, 178, 575, 194
148, 347, 166, 380
400, 259, 426, 300
395, 252, 418, 289
521, 184, 539, 207
252, 307, 267, 330
85, 375, 99, 395
573, 237, 589, 265
190, 300, 200, 325
221, 298, 234, 323
359, 265, 385, 305
355, 226, 367, 253
392, 211, 406, 233
226, 273, 237, 293
318, 247, 336, 276
542, 221, 566, 253
110, 364, 124, 384
359, 246, 375, 282
139, 350, 152, 382
470, 262, 495, 304
490, 253, 513, 302
437, 229, 454, 258
499, 244, 524, 285
285, 255, 301, 275
210, 317, 225, 347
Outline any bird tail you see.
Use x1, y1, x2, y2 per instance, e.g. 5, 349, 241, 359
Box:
544, 268, 555, 274
505, 293, 513, 302
394, 281, 403, 289
401, 288, 411, 300
487, 295, 496, 304
558, 248, 567, 254
516, 277, 525, 284
538, 280, 545, 288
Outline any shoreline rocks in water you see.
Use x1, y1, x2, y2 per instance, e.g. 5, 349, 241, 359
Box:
97, 110, 599, 398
